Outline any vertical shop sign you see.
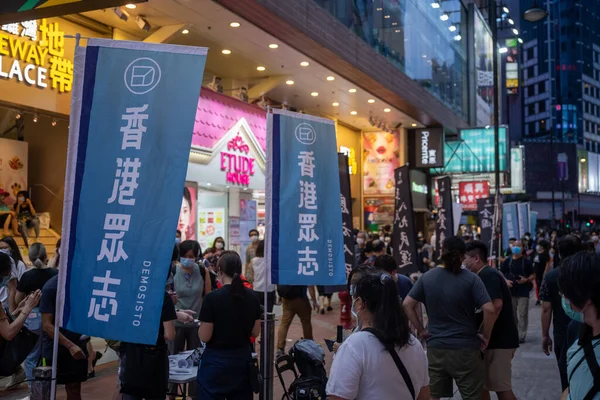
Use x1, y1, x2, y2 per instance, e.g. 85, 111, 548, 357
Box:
413, 128, 444, 168
459, 181, 490, 211
502, 202, 519, 250
477, 197, 495, 258
511, 147, 524, 193
57, 39, 207, 345
392, 166, 418, 274
436, 177, 454, 256
266, 110, 345, 285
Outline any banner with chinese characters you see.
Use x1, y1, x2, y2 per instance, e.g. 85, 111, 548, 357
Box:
477, 197, 495, 258
459, 181, 490, 211
502, 202, 519, 250
517, 202, 530, 239
57, 39, 207, 345
266, 110, 345, 286
392, 166, 418, 275
435, 176, 454, 256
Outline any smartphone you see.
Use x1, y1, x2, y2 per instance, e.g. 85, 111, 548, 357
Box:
324, 339, 335, 353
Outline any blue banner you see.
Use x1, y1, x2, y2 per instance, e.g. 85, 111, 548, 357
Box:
57, 39, 207, 345
530, 211, 538, 238
502, 202, 519, 250
517, 202, 530, 239
266, 110, 345, 285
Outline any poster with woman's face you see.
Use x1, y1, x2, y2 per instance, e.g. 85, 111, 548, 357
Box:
179, 182, 198, 241
363, 131, 399, 195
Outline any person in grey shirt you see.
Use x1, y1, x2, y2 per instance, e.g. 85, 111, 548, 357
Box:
404, 236, 495, 400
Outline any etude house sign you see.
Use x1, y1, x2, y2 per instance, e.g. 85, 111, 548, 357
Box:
220, 135, 256, 186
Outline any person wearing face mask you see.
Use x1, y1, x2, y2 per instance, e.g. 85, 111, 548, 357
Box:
327, 271, 430, 400
244, 229, 260, 275
557, 252, 600, 400
175, 229, 182, 245
355, 231, 366, 265
532, 240, 552, 305
383, 234, 392, 255
12, 191, 40, 248
500, 240, 535, 344
212, 236, 226, 256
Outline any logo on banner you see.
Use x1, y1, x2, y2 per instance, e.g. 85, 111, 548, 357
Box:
221, 135, 255, 186
295, 123, 316, 145
124, 57, 161, 94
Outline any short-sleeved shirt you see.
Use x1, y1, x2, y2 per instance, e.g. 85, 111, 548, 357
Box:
539, 268, 572, 340
0, 259, 27, 309
173, 263, 204, 328
396, 274, 413, 301
408, 267, 491, 349
475, 266, 519, 349
500, 256, 534, 298
199, 285, 260, 350
18, 268, 58, 295
326, 332, 429, 400
532, 251, 550, 280
155, 292, 177, 345
566, 337, 600, 400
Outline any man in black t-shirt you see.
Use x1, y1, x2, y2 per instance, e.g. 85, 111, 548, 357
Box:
531, 240, 551, 304
466, 241, 519, 400
500, 240, 534, 343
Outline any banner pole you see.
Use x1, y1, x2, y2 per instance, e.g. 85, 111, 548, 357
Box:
263, 106, 270, 399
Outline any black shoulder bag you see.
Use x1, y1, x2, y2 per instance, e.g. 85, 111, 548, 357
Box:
362, 328, 415, 400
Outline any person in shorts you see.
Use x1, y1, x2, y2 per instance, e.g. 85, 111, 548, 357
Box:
466, 241, 519, 400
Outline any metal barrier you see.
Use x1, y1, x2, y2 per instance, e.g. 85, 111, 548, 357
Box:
260, 312, 275, 400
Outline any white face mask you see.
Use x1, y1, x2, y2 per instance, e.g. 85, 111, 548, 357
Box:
215, 242, 224, 250
0, 248, 11, 256
250, 235, 259, 242
351, 298, 360, 319
357, 238, 365, 245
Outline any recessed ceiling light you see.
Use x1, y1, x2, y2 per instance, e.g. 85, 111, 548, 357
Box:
222, 49, 232, 55
286, 80, 295, 85
300, 61, 310, 67
332, 102, 340, 107
326, 76, 335, 81
125, 3, 136, 9
411, 123, 418, 127
206, 183, 212, 186
311, 92, 319, 97
257, 66, 266, 71
449, 25, 457, 32
368, 99, 375, 104
350, 111, 358, 115
384, 108, 391, 113
230, 22, 240, 28
349, 88, 357, 93
182, 29, 189, 34
269, 43, 279, 49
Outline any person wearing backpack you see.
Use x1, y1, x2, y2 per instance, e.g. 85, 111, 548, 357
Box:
327, 271, 430, 400
276, 285, 319, 357
557, 251, 600, 400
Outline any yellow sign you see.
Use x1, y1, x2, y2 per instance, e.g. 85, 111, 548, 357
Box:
340, 146, 358, 175
0, 19, 73, 93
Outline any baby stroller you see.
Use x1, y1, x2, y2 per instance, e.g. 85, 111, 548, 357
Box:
275, 339, 327, 400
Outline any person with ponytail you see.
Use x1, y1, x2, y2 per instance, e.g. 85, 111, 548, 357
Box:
327, 271, 429, 399
197, 251, 261, 399
557, 252, 600, 400
15, 243, 57, 388
403, 236, 495, 400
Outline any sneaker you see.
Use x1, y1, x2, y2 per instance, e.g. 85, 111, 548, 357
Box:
6, 365, 26, 390
327, 306, 333, 312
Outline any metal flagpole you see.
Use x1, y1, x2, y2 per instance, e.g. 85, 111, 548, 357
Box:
263, 106, 270, 399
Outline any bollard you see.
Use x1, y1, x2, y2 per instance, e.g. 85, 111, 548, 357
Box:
259, 312, 276, 400
31, 366, 52, 400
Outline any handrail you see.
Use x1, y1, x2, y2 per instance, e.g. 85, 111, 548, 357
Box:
29, 184, 64, 204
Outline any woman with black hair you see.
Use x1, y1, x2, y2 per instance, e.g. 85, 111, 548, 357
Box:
197, 251, 261, 400
0, 236, 27, 314
557, 252, 600, 400
403, 236, 495, 400
12, 191, 40, 248
327, 271, 429, 399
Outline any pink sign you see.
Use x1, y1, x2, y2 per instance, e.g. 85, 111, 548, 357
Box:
221, 135, 255, 186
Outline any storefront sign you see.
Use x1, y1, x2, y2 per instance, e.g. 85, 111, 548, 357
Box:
363, 131, 399, 195
392, 166, 418, 274
436, 177, 454, 255
410, 169, 429, 210
458, 181, 489, 211
0, 138, 27, 207
57, 39, 207, 345
339, 145, 357, 175
414, 128, 444, 168
220, 135, 255, 186
266, 109, 345, 286
0, 19, 73, 93
477, 197, 495, 258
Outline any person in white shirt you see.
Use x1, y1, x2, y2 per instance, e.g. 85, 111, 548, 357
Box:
246, 240, 276, 312
327, 271, 430, 400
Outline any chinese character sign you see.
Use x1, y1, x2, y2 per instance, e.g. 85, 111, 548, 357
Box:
266, 110, 345, 285
435, 177, 454, 256
57, 39, 207, 345
517, 202, 530, 239
477, 197, 495, 258
502, 203, 519, 250
459, 181, 489, 211
392, 166, 418, 274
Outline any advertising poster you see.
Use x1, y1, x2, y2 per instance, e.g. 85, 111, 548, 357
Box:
0, 138, 27, 207
266, 109, 345, 286
198, 208, 226, 251
363, 131, 399, 195
474, 7, 494, 127
179, 182, 197, 241
240, 199, 257, 264
364, 198, 395, 232
229, 217, 241, 246
392, 166, 418, 274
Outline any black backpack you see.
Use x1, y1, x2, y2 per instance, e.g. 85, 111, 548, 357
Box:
277, 285, 305, 300
289, 376, 327, 400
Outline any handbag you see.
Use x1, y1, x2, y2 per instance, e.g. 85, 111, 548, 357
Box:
248, 356, 263, 394
362, 328, 415, 400
0, 315, 39, 376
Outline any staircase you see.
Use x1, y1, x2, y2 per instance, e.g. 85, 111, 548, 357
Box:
5, 227, 61, 266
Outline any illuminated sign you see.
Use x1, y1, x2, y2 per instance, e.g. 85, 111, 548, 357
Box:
339, 145, 357, 175
220, 135, 255, 186
0, 19, 72, 93
459, 181, 489, 211
411, 182, 427, 194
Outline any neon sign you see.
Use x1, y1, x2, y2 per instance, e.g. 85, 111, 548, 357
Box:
220, 135, 255, 186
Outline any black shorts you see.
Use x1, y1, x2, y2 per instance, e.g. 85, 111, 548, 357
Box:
0, 213, 9, 226
44, 341, 89, 385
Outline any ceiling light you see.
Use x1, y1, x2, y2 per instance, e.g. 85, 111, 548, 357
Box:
33, 115, 38, 123
269, 43, 279, 49
332, 102, 339, 107
125, 3, 136, 9
518, 38, 523, 44
15, 113, 21, 119
286, 80, 294, 85
311, 92, 319, 97
300, 61, 310, 67
503, 6, 510, 13
51, 120, 57, 127
440, 13, 449, 21
508, 18, 515, 25
257, 66, 266, 71
230, 22, 241, 28
499, 47, 508, 54
349, 88, 357, 93
411, 123, 418, 127
182, 29, 189, 34
449, 25, 457, 32
384, 108, 391, 113
431, 1, 441, 9
206, 183, 212, 186
422, 54, 427, 58
368, 99, 375, 104
222, 49, 232, 55
454, 34, 462, 41
350, 111, 358, 115
512, 28, 519, 35
395, 29, 401, 33
326, 76, 335, 81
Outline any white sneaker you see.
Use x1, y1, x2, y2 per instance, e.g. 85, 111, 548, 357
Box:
6, 365, 26, 390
